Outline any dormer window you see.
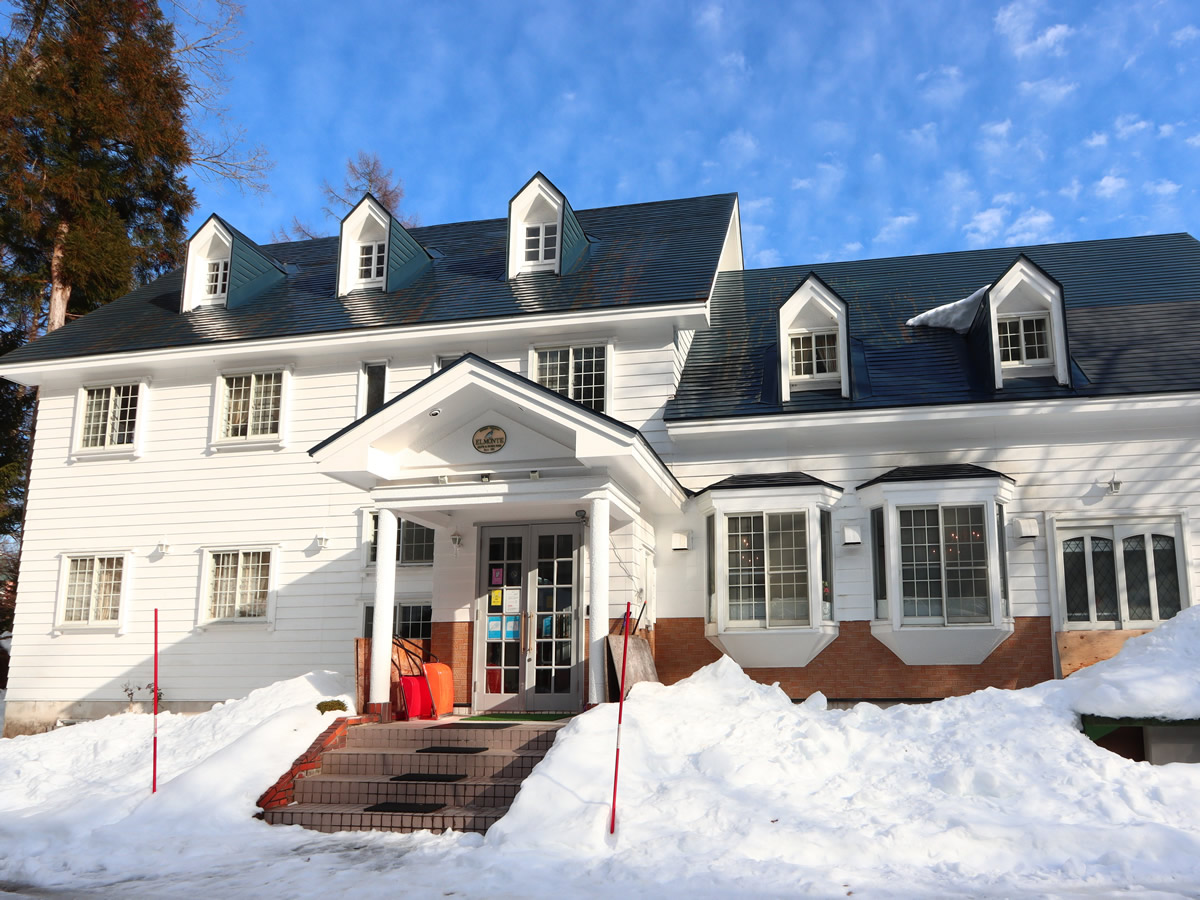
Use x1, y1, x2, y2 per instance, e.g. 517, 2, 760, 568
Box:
997, 314, 1049, 366
358, 241, 386, 284
790, 330, 839, 380
777, 274, 850, 401
525, 223, 557, 264
206, 259, 230, 299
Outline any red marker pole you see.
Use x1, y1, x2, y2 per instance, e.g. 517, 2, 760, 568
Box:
152, 606, 158, 794
609, 601, 632, 835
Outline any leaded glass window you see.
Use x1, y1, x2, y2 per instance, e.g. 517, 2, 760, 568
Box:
1060, 527, 1186, 627
63, 556, 123, 625
208, 550, 270, 619
221, 372, 282, 439
536, 345, 606, 413
81, 384, 139, 449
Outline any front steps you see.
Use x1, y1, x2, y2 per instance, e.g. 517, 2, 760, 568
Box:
263, 719, 564, 835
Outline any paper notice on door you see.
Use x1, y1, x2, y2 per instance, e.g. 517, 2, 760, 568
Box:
503, 588, 521, 614
489, 589, 503, 609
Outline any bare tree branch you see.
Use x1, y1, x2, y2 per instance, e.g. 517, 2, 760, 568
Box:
270, 216, 324, 242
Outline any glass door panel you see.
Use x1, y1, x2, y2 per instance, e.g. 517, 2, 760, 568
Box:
479, 529, 525, 710
530, 529, 578, 709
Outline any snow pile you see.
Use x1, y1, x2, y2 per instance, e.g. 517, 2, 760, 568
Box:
907, 284, 990, 332
493, 608, 1200, 895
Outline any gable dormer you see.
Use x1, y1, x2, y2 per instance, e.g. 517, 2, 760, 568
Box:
986, 255, 1069, 388
506, 172, 587, 279
181, 215, 285, 313
337, 194, 431, 296
778, 273, 850, 401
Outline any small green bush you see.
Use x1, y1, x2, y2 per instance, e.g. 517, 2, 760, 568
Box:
316, 699, 348, 714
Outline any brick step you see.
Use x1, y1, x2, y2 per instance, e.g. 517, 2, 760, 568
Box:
294, 773, 521, 807
264, 802, 506, 835
323, 747, 546, 779
345, 721, 563, 752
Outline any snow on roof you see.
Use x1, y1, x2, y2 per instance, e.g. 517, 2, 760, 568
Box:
906, 283, 990, 333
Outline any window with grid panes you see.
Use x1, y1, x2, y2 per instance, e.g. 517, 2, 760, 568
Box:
1061, 525, 1185, 628
789, 331, 839, 379
206, 259, 229, 297
524, 222, 558, 264
898, 505, 990, 623
207, 550, 270, 619
362, 601, 432, 640
367, 512, 435, 565
535, 345, 606, 412
997, 315, 1050, 365
62, 556, 124, 625
358, 241, 386, 284
221, 372, 282, 439
726, 512, 814, 627
81, 384, 139, 449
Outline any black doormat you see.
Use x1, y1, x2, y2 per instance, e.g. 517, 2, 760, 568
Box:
415, 745, 488, 754
431, 722, 515, 730
364, 802, 445, 814
390, 773, 466, 782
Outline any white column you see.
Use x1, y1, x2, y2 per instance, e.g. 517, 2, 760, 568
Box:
370, 509, 398, 706
588, 496, 610, 704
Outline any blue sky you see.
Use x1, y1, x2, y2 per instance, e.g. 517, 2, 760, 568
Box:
189, 0, 1200, 268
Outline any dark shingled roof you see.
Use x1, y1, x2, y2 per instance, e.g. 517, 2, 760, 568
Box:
1, 192, 736, 365
667, 232, 1200, 421
701, 471, 843, 493
857, 464, 1015, 490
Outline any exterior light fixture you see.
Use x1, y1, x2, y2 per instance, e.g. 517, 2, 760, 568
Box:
529, 470, 540, 480
481, 473, 491, 483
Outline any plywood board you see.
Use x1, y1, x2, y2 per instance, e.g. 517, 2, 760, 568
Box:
605, 634, 660, 701
1057, 628, 1151, 677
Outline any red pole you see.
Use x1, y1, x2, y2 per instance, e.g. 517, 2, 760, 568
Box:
609, 601, 632, 835
152, 607, 158, 794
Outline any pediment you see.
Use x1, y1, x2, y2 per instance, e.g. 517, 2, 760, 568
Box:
384, 411, 582, 476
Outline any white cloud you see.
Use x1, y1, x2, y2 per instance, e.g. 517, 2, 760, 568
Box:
992, 192, 1019, 205
742, 197, 773, 214
1095, 174, 1128, 198
790, 162, 845, 200
964, 208, 1007, 245
981, 120, 1012, 138
1018, 78, 1077, 104
696, 3, 722, 32
1144, 179, 1181, 197
719, 51, 746, 73
842, 241, 863, 254
1083, 132, 1108, 147
995, 1, 1074, 56
1114, 114, 1151, 139
1187, 134, 1200, 147
719, 128, 759, 167
874, 213, 918, 243
1171, 24, 1200, 45
754, 248, 782, 267
1059, 178, 1082, 200
1005, 207, 1054, 244
917, 65, 967, 106
1158, 123, 1176, 138
905, 122, 938, 150
978, 120, 1046, 165
791, 177, 812, 189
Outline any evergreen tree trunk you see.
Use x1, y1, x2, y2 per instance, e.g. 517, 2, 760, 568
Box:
46, 220, 69, 331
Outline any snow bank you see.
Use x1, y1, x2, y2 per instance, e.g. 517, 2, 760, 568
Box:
907, 284, 989, 332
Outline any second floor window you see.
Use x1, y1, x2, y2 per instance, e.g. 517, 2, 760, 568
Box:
790, 331, 839, 379
536, 345, 606, 413
206, 259, 230, 298
208, 549, 270, 619
997, 314, 1050, 365
63, 555, 124, 625
368, 512, 436, 566
524, 223, 557, 264
221, 372, 282, 440
82, 384, 138, 449
358, 241, 386, 284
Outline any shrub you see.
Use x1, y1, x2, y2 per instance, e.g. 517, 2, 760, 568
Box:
316, 699, 347, 714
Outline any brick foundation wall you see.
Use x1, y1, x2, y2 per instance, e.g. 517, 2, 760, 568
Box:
652, 617, 1055, 700
256, 713, 379, 812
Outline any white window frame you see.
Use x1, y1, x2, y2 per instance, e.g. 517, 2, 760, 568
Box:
507, 174, 566, 278
523, 221, 559, 269
196, 545, 279, 629
206, 258, 230, 300
357, 360, 390, 418
1049, 512, 1192, 632
986, 256, 1069, 387
361, 598, 434, 641
363, 510, 436, 568
529, 342, 611, 413
53, 551, 134, 635
788, 329, 841, 382
72, 379, 150, 460
997, 313, 1051, 367
357, 240, 386, 288
434, 352, 466, 373
209, 367, 291, 451
182, 218, 234, 312
778, 275, 850, 400
337, 196, 392, 296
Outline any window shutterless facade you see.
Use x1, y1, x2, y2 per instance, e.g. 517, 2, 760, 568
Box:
61, 555, 125, 626
220, 371, 283, 440
367, 511, 435, 566
358, 241, 386, 285
1057, 521, 1188, 629
789, 331, 839, 380
361, 362, 387, 415
205, 259, 230, 298
362, 601, 433, 640
997, 314, 1050, 365
535, 345, 606, 412
80, 384, 140, 450
207, 549, 271, 620
524, 222, 558, 264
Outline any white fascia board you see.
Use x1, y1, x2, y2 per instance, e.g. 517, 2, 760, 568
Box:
0, 301, 709, 387
703, 196, 743, 326
667, 391, 1200, 438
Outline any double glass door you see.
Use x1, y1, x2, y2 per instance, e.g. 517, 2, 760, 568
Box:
476, 524, 582, 712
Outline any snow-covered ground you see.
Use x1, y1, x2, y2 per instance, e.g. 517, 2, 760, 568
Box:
2, 612, 1200, 899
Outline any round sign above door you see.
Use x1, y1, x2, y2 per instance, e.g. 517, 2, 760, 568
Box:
472, 425, 507, 454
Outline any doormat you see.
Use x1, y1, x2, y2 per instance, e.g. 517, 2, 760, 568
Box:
415, 745, 488, 754
463, 713, 573, 722
390, 773, 466, 782
431, 722, 516, 730
364, 802, 445, 814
